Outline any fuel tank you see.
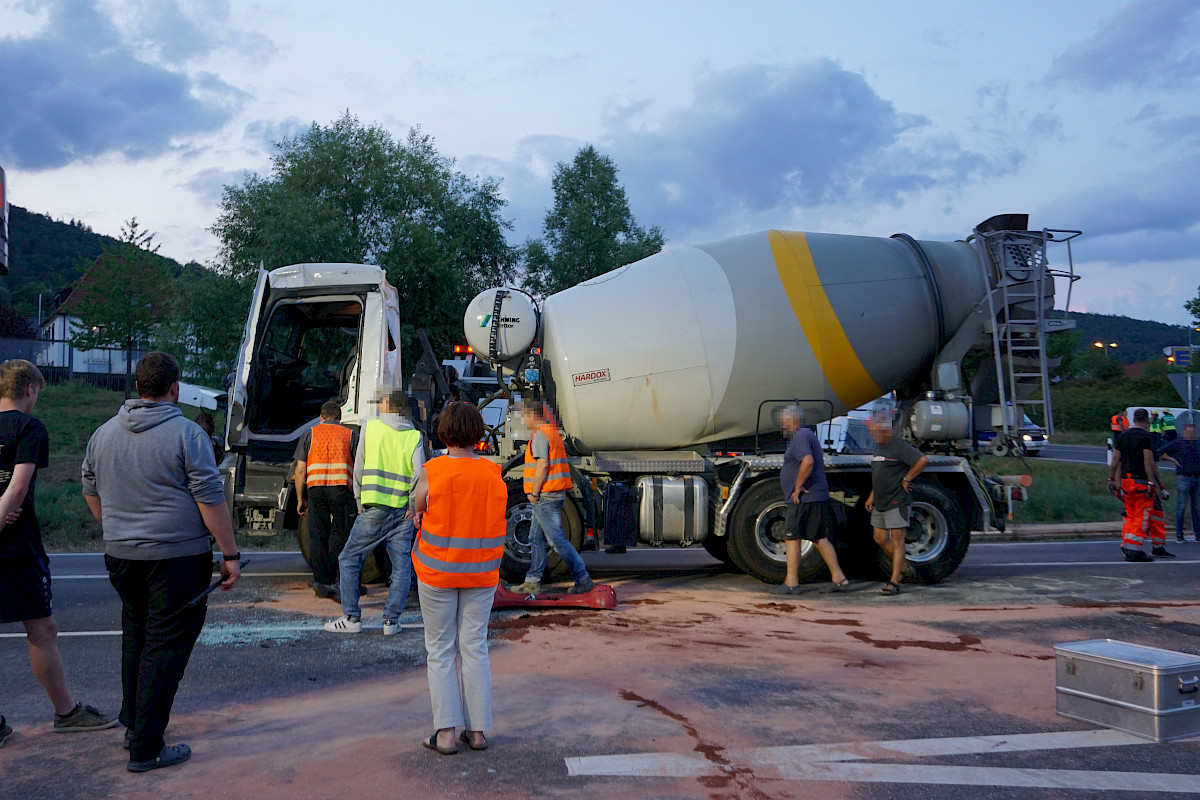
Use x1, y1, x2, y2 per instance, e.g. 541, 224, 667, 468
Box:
539, 229, 995, 453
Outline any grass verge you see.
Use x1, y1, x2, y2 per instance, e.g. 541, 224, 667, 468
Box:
979, 455, 1174, 524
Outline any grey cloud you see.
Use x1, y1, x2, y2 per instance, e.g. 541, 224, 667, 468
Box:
244, 118, 315, 155
1038, 155, 1200, 264
0, 0, 245, 170
185, 167, 249, 206
1045, 0, 1200, 91
480, 61, 1024, 243
1027, 113, 1063, 140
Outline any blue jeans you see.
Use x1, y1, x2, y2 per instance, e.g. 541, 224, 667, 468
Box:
1176, 474, 1200, 540
525, 495, 588, 583
338, 506, 414, 621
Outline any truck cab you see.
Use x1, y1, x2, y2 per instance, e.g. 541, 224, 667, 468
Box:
223, 263, 402, 537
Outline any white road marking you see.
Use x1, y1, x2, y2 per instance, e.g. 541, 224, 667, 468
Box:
50, 572, 314, 579
1, 622, 424, 639
566, 729, 1200, 792
983, 561, 1199, 567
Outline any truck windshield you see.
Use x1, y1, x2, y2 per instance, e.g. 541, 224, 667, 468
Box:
247, 299, 362, 434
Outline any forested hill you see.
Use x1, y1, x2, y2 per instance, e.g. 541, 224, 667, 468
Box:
1064, 311, 1193, 365
1, 205, 185, 316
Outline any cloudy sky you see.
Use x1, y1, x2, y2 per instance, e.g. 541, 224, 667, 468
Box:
2, 0, 1198, 325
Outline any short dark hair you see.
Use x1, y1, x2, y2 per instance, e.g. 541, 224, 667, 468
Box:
1132, 408, 1149, 423
320, 400, 342, 420
136, 352, 180, 399
0, 359, 45, 400
438, 401, 485, 448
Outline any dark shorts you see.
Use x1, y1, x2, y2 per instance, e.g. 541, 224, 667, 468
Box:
0, 554, 53, 624
783, 500, 836, 542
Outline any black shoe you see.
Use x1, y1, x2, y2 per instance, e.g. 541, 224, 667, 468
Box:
1151, 547, 1176, 559
127, 743, 191, 773
1122, 548, 1154, 562
310, 581, 339, 601
567, 577, 596, 594
604, 545, 627, 554
123, 728, 132, 749
1177, 537, 1187, 544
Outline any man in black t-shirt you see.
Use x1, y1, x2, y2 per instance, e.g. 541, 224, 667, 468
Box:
866, 409, 929, 595
1108, 407, 1171, 561
0, 360, 116, 747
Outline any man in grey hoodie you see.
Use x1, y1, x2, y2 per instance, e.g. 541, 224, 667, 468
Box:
82, 352, 241, 773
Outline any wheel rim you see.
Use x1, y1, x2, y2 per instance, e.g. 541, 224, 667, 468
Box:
905, 501, 949, 564
505, 501, 534, 566
751, 501, 812, 564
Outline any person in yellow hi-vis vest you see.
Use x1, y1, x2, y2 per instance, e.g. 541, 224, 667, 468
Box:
509, 400, 593, 595
324, 388, 425, 635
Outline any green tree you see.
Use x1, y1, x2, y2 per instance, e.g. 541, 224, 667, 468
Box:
521, 145, 665, 297
155, 265, 251, 388
69, 219, 170, 396
1186, 284, 1200, 327
210, 112, 516, 358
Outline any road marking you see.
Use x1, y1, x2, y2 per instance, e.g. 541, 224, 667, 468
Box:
50, 572, 314, 580
566, 729, 1200, 792
1, 622, 424, 640
982, 561, 1199, 567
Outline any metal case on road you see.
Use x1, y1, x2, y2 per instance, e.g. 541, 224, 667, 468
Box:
1055, 639, 1200, 742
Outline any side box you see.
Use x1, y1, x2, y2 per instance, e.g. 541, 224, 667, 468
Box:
1055, 639, 1200, 742
636, 476, 708, 546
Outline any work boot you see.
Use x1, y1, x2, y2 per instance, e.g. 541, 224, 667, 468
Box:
1151, 546, 1176, 559
510, 581, 541, 595
1122, 548, 1154, 562
310, 581, 340, 601
567, 576, 596, 594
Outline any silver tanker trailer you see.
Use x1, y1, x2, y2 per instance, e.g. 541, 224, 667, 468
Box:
462, 214, 1080, 584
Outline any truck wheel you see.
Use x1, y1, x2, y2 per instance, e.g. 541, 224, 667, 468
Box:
498, 483, 583, 584
727, 480, 823, 584
297, 514, 389, 585
873, 481, 969, 584
701, 534, 737, 570
989, 440, 1010, 457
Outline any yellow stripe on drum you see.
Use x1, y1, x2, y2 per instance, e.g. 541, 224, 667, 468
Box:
768, 230, 882, 408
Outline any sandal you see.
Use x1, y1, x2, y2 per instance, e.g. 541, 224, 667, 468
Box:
458, 730, 488, 751
880, 582, 900, 596
822, 580, 851, 593
423, 732, 458, 755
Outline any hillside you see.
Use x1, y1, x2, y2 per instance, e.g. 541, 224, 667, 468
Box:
1, 204, 188, 317
1063, 311, 1192, 365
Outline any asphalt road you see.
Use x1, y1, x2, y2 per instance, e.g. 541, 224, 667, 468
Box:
1037, 443, 1109, 464
3, 542, 1198, 799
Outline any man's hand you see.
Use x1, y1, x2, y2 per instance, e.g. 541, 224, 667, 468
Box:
527, 492, 540, 504
219, 558, 241, 590
789, 486, 806, 504
297, 498, 307, 515
4, 506, 21, 526
865, 494, 875, 512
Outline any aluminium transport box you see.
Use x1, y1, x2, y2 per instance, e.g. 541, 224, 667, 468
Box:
1055, 639, 1200, 742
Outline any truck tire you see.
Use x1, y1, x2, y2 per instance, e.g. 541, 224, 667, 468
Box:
499, 483, 583, 584
297, 514, 390, 585
873, 481, 969, 584
701, 534, 737, 570
727, 480, 823, 584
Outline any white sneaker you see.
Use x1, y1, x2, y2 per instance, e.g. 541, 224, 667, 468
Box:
323, 616, 362, 633
382, 618, 401, 636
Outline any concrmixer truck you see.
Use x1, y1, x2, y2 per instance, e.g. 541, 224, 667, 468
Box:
221, 214, 1077, 585
458, 214, 1079, 584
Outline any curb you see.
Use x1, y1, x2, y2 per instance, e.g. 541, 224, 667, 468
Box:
974, 521, 1121, 542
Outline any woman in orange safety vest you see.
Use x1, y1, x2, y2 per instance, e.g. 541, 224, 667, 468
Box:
411, 402, 507, 755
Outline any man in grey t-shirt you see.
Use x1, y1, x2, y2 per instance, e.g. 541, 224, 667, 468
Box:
866, 409, 928, 596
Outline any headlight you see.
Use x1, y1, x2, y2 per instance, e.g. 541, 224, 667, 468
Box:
1022, 434, 1033, 441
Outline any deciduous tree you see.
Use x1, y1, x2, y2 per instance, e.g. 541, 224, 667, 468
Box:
69, 219, 169, 395
210, 112, 516, 357
521, 145, 664, 298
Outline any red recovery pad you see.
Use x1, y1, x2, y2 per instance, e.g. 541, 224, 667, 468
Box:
492, 583, 617, 610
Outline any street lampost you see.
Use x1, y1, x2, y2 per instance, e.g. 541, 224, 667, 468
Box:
1094, 341, 1118, 359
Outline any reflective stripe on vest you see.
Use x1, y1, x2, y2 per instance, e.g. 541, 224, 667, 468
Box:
359, 421, 422, 509
413, 456, 507, 588
305, 423, 354, 487
523, 424, 572, 493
